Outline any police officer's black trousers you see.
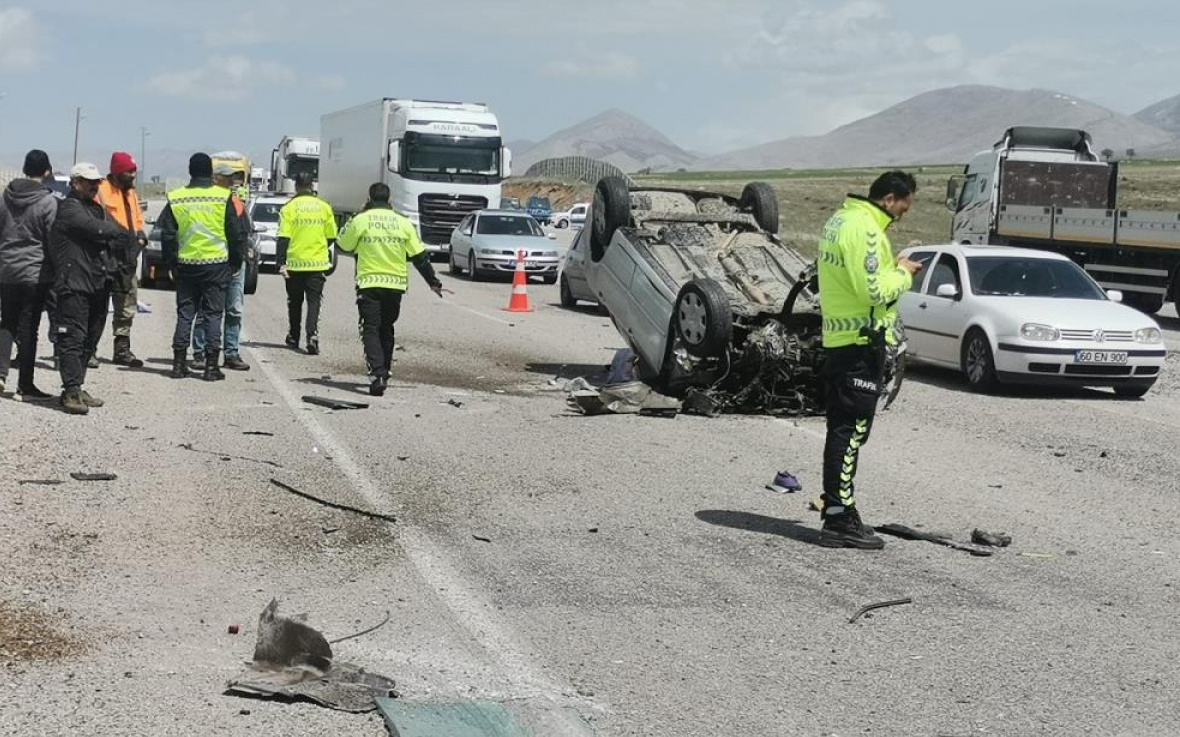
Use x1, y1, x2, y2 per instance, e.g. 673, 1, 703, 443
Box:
286, 271, 326, 341
56, 288, 109, 393
821, 345, 883, 513
173, 263, 230, 355
356, 287, 403, 380
0, 283, 49, 388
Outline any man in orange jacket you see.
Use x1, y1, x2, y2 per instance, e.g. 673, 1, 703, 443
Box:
96, 151, 146, 367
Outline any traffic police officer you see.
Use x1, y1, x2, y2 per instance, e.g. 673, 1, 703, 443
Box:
337, 182, 447, 396
158, 153, 249, 381
816, 171, 924, 549
277, 171, 337, 354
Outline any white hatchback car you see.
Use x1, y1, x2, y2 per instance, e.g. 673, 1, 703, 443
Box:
898, 244, 1167, 397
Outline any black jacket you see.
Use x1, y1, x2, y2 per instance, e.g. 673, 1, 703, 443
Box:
49, 190, 130, 294
157, 177, 248, 271
0, 179, 58, 285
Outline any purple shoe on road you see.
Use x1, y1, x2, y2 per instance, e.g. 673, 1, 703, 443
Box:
766, 471, 803, 494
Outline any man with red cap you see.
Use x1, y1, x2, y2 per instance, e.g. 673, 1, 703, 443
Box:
97, 151, 146, 368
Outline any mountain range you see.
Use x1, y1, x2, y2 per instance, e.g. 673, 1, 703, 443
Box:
516, 85, 1180, 174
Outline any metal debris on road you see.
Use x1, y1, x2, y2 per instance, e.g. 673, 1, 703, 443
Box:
329, 610, 391, 645
243, 431, 275, 437
971, 529, 1013, 547
268, 479, 397, 523
876, 523, 994, 557
568, 380, 682, 416
447, 399, 465, 409
178, 443, 282, 469
473, 534, 492, 543
228, 624, 241, 634
302, 395, 370, 411
70, 472, 118, 482
18, 479, 64, 486
849, 597, 913, 624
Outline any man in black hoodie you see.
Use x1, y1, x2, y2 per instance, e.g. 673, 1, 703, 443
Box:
49, 163, 131, 415
0, 150, 58, 399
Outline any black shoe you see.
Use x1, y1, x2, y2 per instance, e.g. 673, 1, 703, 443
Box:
203, 352, 225, 382
306, 336, 320, 356
285, 334, 299, 350
17, 385, 54, 402
191, 353, 206, 370
87, 354, 100, 369
819, 508, 885, 550
223, 354, 251, 371
369, 377, 386, 397
170, 350, 191, 379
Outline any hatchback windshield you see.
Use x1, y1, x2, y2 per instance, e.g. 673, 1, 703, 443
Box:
967, 256, 1107, 300
477, 215, 544, 237
250, 202, 283, 223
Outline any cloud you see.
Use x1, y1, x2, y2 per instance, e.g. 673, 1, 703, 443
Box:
146, 57, 297, 101
311, 74, 347, 91
0, 8, 40, 71
543, 52, 641, 81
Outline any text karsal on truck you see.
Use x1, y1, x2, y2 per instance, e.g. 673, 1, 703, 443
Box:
947, 126, 1180, 314
318, 99, 512, 253
270, 136, 319, 195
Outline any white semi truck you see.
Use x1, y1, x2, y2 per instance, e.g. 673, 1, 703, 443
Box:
318, 99, 512, 253
948, 126, 1180, 313
270, 136, 320, 195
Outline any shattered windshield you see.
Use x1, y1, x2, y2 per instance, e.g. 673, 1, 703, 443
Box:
967, 256, 1106, 299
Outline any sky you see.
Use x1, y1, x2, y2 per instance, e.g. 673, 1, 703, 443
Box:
2, 0, 1179, 175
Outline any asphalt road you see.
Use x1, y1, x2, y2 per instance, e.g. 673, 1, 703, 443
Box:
3, 227, 1180, 736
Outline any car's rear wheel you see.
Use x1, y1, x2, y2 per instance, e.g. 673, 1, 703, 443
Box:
740, 182, 780, 234
591, 177, 631, 262
559, 274, 576, 307
961, 328, 999, 393
674, 279, 733, 358
243, 261, 259, 295
1114, 381, 1154, 399
448, 247, 464, 275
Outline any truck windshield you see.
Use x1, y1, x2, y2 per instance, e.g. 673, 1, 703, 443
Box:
967, 256, 1107, 300
403, 133, 501, 180
250, 203, 283, 223
477, 215, 543, 237
286, 156, 319, 181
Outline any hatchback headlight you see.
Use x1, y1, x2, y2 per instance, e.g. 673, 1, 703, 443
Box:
479, 249, 495, 255
1021, 323, 1060, 341
1135, 327, 1162, 344
544, 251, 558, 258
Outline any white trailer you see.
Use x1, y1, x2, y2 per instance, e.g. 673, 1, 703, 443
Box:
270, 136, 320, 195
948, 126, 1180, 313
318, 99, 512, 252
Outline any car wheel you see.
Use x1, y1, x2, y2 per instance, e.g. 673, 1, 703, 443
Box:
961, 328, 999, 393
591, 177, 631, 263
673, 279, 733, 358
739, 182, 780, 234
448, 247, 464, 275
1114, 382, 1154, 399
555, 219, 567, 229
559, 275, 576, 306
467, 252, 482, 282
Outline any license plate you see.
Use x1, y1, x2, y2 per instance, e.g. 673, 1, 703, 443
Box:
1074, 350, 1128, 365
525, 260, 543, 268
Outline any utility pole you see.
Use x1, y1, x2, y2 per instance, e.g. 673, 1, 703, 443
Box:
72, 107, 84, 165
139, 126, 150, 191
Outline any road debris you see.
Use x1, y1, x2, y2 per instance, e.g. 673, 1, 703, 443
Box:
849, 597, 913, 624
268, 479, 397, 523
69, 472, 117, 482
243, 431, 275, 437
876, 524, 994, 557
446, 399, 464, 409
302, 395, 369, 411
178, 443, 282, 469
18, 479, 64, 486
225, 599, 398, 713
765, 470, 802, 494
472, 534, 492, 543
329, 610, 391, 645
568, 380, 681, 416
971, 529, 1013, 547
228, 624, 241, 635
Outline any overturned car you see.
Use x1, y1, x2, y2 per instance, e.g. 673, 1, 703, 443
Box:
584, 178, 828, 416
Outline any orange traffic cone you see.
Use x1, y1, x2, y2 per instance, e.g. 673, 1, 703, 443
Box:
504, 250, 534, 313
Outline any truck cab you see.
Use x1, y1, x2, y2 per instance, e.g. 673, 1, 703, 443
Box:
271, 136, 320, 195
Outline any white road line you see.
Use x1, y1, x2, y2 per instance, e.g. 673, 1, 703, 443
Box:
437, 298, 517, 327
242, 340, 591, 731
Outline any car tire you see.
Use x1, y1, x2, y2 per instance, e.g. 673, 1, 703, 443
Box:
673, 278, 733, 358
467, 252, 482, 282
555, 219, 567, 229
1114, 381, 1154, 399
449, 247, 464, 275
591, 177, 630, 263
961, 328, 999, 393
740, 182, 780, 234
559, 275, 576, 307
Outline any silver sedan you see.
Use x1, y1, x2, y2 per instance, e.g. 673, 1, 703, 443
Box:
448, 210, 561, 282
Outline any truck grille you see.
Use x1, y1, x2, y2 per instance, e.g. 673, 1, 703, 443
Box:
419, 194, 488, 245
1059, 329, 1134, 343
